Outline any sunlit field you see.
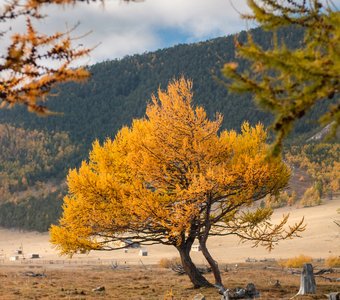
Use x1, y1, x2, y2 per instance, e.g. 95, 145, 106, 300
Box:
0, 262, 339, 299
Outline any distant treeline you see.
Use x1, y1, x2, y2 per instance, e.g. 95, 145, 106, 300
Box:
0, 26, 326, 157
0, 25, 335, 232
0, 124, 75, 231
0, 190, 64, 232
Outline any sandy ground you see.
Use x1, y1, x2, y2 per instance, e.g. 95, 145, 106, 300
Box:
0, 198, 339, 266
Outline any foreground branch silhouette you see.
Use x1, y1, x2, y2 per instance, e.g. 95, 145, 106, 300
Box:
0, 0, 134, 114
224, 0, 339, 154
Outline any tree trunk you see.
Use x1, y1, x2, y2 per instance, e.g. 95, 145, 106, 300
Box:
177, 244, 212, 288
297, 263, 316, 295
199, 239, 223, 288
197, 198, 225, 290
328, 292, 340, 300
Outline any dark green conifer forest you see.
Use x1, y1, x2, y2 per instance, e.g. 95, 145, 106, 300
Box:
0, 26, 333, 231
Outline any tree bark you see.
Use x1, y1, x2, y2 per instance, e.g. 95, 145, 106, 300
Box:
328, 292, 340, 300
199, 239, 223, 288
198, 197, 224, 290
177, 243, 212, 288
297, 263, 316, 295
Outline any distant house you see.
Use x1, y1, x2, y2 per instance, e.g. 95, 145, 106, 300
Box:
192, 244, 201, 252
30, 254, 40, 259
139, 249, 148, 256
9, 255, 19, 261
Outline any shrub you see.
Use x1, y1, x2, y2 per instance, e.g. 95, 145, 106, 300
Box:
299, 186, 322, 207
325, 256, 340, 267
279, 254, 313, 268
159, 257, 182, 269
163, 288, 175, 300
265, 191, 296, 209
287, 191, 297, 206
264, 194, 285, 209
315, 180, 324, 198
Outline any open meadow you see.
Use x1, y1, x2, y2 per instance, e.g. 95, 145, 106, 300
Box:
0, 0, 339, 298
1, 198, 339, 265
0, 198, 339, 299
0, 262, 339, 299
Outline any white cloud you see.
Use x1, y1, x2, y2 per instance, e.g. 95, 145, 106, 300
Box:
0, 0, 252, 64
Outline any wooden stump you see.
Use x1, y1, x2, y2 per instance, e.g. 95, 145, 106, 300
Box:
297, 263, 316, 295
328, 292, 340, 300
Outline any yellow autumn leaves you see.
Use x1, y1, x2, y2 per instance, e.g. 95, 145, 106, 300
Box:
50, 78, 292, 255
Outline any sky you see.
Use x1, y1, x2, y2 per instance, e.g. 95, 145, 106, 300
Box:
1, 0, 254, 65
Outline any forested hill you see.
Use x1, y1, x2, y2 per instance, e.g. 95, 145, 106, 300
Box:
0, 26, 317, 154
0, 26, 331, 232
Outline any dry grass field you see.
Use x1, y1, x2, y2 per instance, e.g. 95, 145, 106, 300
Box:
1, 198, 339, 265
0, 197, 339, 299
0, 262, 339, 299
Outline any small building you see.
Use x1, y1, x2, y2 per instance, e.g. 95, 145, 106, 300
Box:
15, 249, 23, 255
192, 244, 201, 252
30, 254, 40, 259
9, 255, 19, 261
139, 249, 148, 256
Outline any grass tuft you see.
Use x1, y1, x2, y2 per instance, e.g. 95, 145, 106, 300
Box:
158, 257, 181, 269
279, 254, 313, 268
325, 256, 340, 267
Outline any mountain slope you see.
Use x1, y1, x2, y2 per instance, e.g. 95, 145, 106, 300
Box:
0, 26, 314, 153
0, 25, 334, 232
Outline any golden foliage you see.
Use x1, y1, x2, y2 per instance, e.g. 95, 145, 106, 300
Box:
163, 288, 175, 300
1, 0, 138, 113
0, 18, 90, 114
0, 123, 78, 202
50, 78, 304, 257
264, 191, 297, 209
325, 256, 340, 268
279, 254, 313, 268
299, 186, 322, 207
159, 257, 181, 269
1, 0, 139, 114
286, 143, 340, 194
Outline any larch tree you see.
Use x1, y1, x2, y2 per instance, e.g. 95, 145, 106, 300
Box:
50, 78, 305, 289
0, 0, 134, 114
223, 0, 339, 154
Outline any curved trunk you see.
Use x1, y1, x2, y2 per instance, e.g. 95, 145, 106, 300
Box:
198, 197, 224, 289
199, 238, 224, 288
177, 243, 212, 288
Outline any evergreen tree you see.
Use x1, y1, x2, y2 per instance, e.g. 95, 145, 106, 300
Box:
223, 0, 339, 154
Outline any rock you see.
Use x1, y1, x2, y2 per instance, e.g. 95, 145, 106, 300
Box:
92, 286, 105, 292
234, 287, 246, 298
221, 283, 259, 299
328, 292, 340, 300
193, 293, 206, 300
245, 283, 260, 297
23, 271, 46, 277
220, 289, 230, 300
